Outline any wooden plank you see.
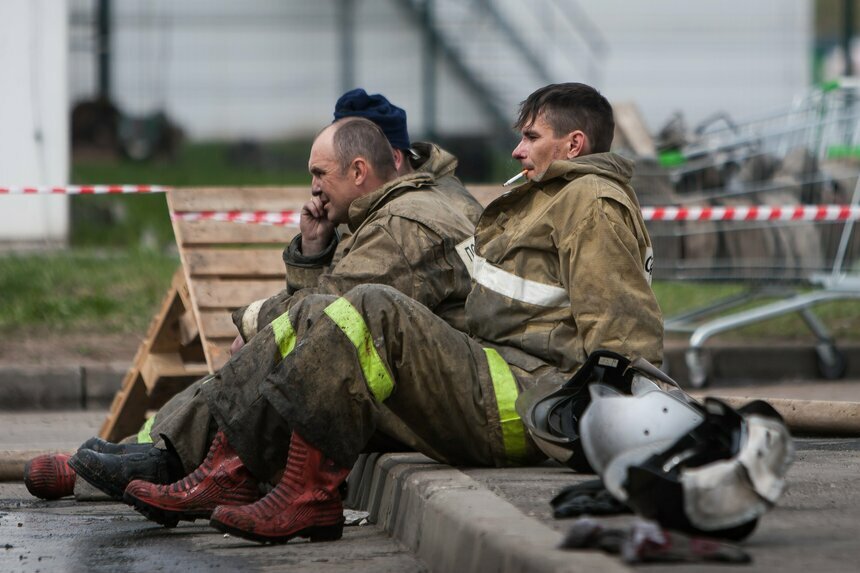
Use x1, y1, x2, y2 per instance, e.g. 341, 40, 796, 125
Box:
173, 269, 194, 312
99, 269, 185, 440
168, 187, 310, 212
184, 248, 286, 277
140, 353, 209, 392
199, 310, 240, 339
174, 220, 298, 246
468, 184, 505, 207
178, 309, 199, 346
99, 373, 149, 442
192, 278, 284, 309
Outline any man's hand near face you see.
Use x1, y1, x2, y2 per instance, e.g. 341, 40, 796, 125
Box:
299, 195, 336, 256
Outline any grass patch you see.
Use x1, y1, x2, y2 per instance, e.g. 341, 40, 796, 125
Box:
1, 249, 857, 342
654, 281, 860, 341
0, 249, 177, 334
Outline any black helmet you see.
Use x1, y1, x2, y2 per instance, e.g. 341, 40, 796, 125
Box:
515, 350, 656, 472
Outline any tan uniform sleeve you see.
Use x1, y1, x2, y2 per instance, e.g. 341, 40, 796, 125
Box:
560, 198, 664, 366
232, 233, 338, 340
234, 216, 461, 341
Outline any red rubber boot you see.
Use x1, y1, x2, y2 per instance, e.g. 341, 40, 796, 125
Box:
123, 431, 260, 527
209, 432, 350, 544
24, 453, 76, 500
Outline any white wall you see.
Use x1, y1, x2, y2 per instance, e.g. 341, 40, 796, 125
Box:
68, 0, 813, 141
0, 0, 69, 244
579, 0, 812, 132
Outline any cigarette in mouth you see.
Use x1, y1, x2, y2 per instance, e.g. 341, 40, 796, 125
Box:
503, 169, 528, 187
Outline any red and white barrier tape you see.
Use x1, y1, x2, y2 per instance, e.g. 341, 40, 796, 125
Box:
0, 185, 170, 195
6, 186, 859, 224
642, 205, 860, 222
172, 205, 860, 226
172, 210, 302, 226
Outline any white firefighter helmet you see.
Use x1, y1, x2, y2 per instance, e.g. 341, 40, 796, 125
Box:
601, 398, 795, 540
579, 381, 705, 479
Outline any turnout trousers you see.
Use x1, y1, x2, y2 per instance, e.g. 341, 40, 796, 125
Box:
139, 295, 330, 475
204, 284, 546, 479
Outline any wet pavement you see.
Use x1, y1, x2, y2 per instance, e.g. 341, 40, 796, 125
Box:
464, 436, 860, 573
3, 378, 860, 572
0, 483, 427, 573
0, 412, 427, 573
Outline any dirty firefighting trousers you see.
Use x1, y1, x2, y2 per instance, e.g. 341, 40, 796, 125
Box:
202, 284, 545, 480
138, 295, 331, 474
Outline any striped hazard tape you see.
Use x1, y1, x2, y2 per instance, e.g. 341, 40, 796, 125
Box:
5, 185, 859, 224
172, 205, 860, 226
642, 205, 860, 222
172, 210, 302, 226
0, 185, 170, 195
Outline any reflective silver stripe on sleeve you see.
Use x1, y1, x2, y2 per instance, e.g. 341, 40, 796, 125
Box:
472, 256, 569, 308
241, 298, 266, 339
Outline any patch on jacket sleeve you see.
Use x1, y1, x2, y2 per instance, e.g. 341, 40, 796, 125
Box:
644, 246, 654, 285
455, 236, 476, 277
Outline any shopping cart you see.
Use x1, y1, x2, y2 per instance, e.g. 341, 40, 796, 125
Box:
634, 80, 860, 388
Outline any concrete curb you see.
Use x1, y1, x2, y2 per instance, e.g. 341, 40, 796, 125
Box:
663, 342, 860, 384
0, 363, 127, 410
347, 453, 631, 573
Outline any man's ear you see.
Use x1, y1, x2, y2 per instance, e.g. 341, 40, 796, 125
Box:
566, 130, 590, 159
351, 157, 369, 186
391, 148, 405, 172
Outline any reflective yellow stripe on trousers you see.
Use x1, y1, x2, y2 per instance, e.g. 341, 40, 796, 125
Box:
271, 311, 297, 358
483, 348, 528, 465
202, 311, 296, 389
136, 415, 155, 444
324, 297, 394, 402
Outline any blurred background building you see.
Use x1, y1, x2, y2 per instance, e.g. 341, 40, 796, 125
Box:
0, 1, 69, 247
1, 0, 858, 246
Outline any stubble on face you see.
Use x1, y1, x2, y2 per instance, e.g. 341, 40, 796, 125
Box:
308, 127, 351, 224
512, 112, 570, 180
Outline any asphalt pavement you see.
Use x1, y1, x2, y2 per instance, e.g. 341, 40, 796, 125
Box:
2, 374, 860, 573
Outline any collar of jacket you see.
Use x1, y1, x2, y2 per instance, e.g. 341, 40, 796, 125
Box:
411, 141, 458, 179
346, 171, 436, 232
527, 152, 634, 189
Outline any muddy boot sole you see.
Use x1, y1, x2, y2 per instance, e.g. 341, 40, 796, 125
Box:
209, 517, 344, 545
123, 490, 213, 528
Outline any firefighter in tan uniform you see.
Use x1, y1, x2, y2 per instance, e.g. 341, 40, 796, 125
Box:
142, 92, 480, 472
62, 113, 477, 501
105, 83, 662, 545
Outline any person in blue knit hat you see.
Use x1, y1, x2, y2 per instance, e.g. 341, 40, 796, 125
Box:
333, 88, 482, 225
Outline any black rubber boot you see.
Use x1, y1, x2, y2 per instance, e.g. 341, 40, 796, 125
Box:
68, 446, 185, 501
79, 437, 153, 456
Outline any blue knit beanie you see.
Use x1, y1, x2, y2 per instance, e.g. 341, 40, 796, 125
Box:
333, 88, 411, 150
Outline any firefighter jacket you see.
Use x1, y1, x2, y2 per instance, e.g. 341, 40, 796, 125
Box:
233, 171, 474, 339
411, 141, 484, 225
466, 153, 663, 379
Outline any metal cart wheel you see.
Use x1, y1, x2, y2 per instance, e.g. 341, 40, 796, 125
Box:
685, 348, 710, 389
815, 342, 847, 380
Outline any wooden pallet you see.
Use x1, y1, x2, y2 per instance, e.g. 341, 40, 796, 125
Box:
101, 184, 504, 442
99, 269, 210, 441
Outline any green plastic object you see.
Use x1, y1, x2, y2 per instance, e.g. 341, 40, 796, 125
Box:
658, 150, 686, 168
